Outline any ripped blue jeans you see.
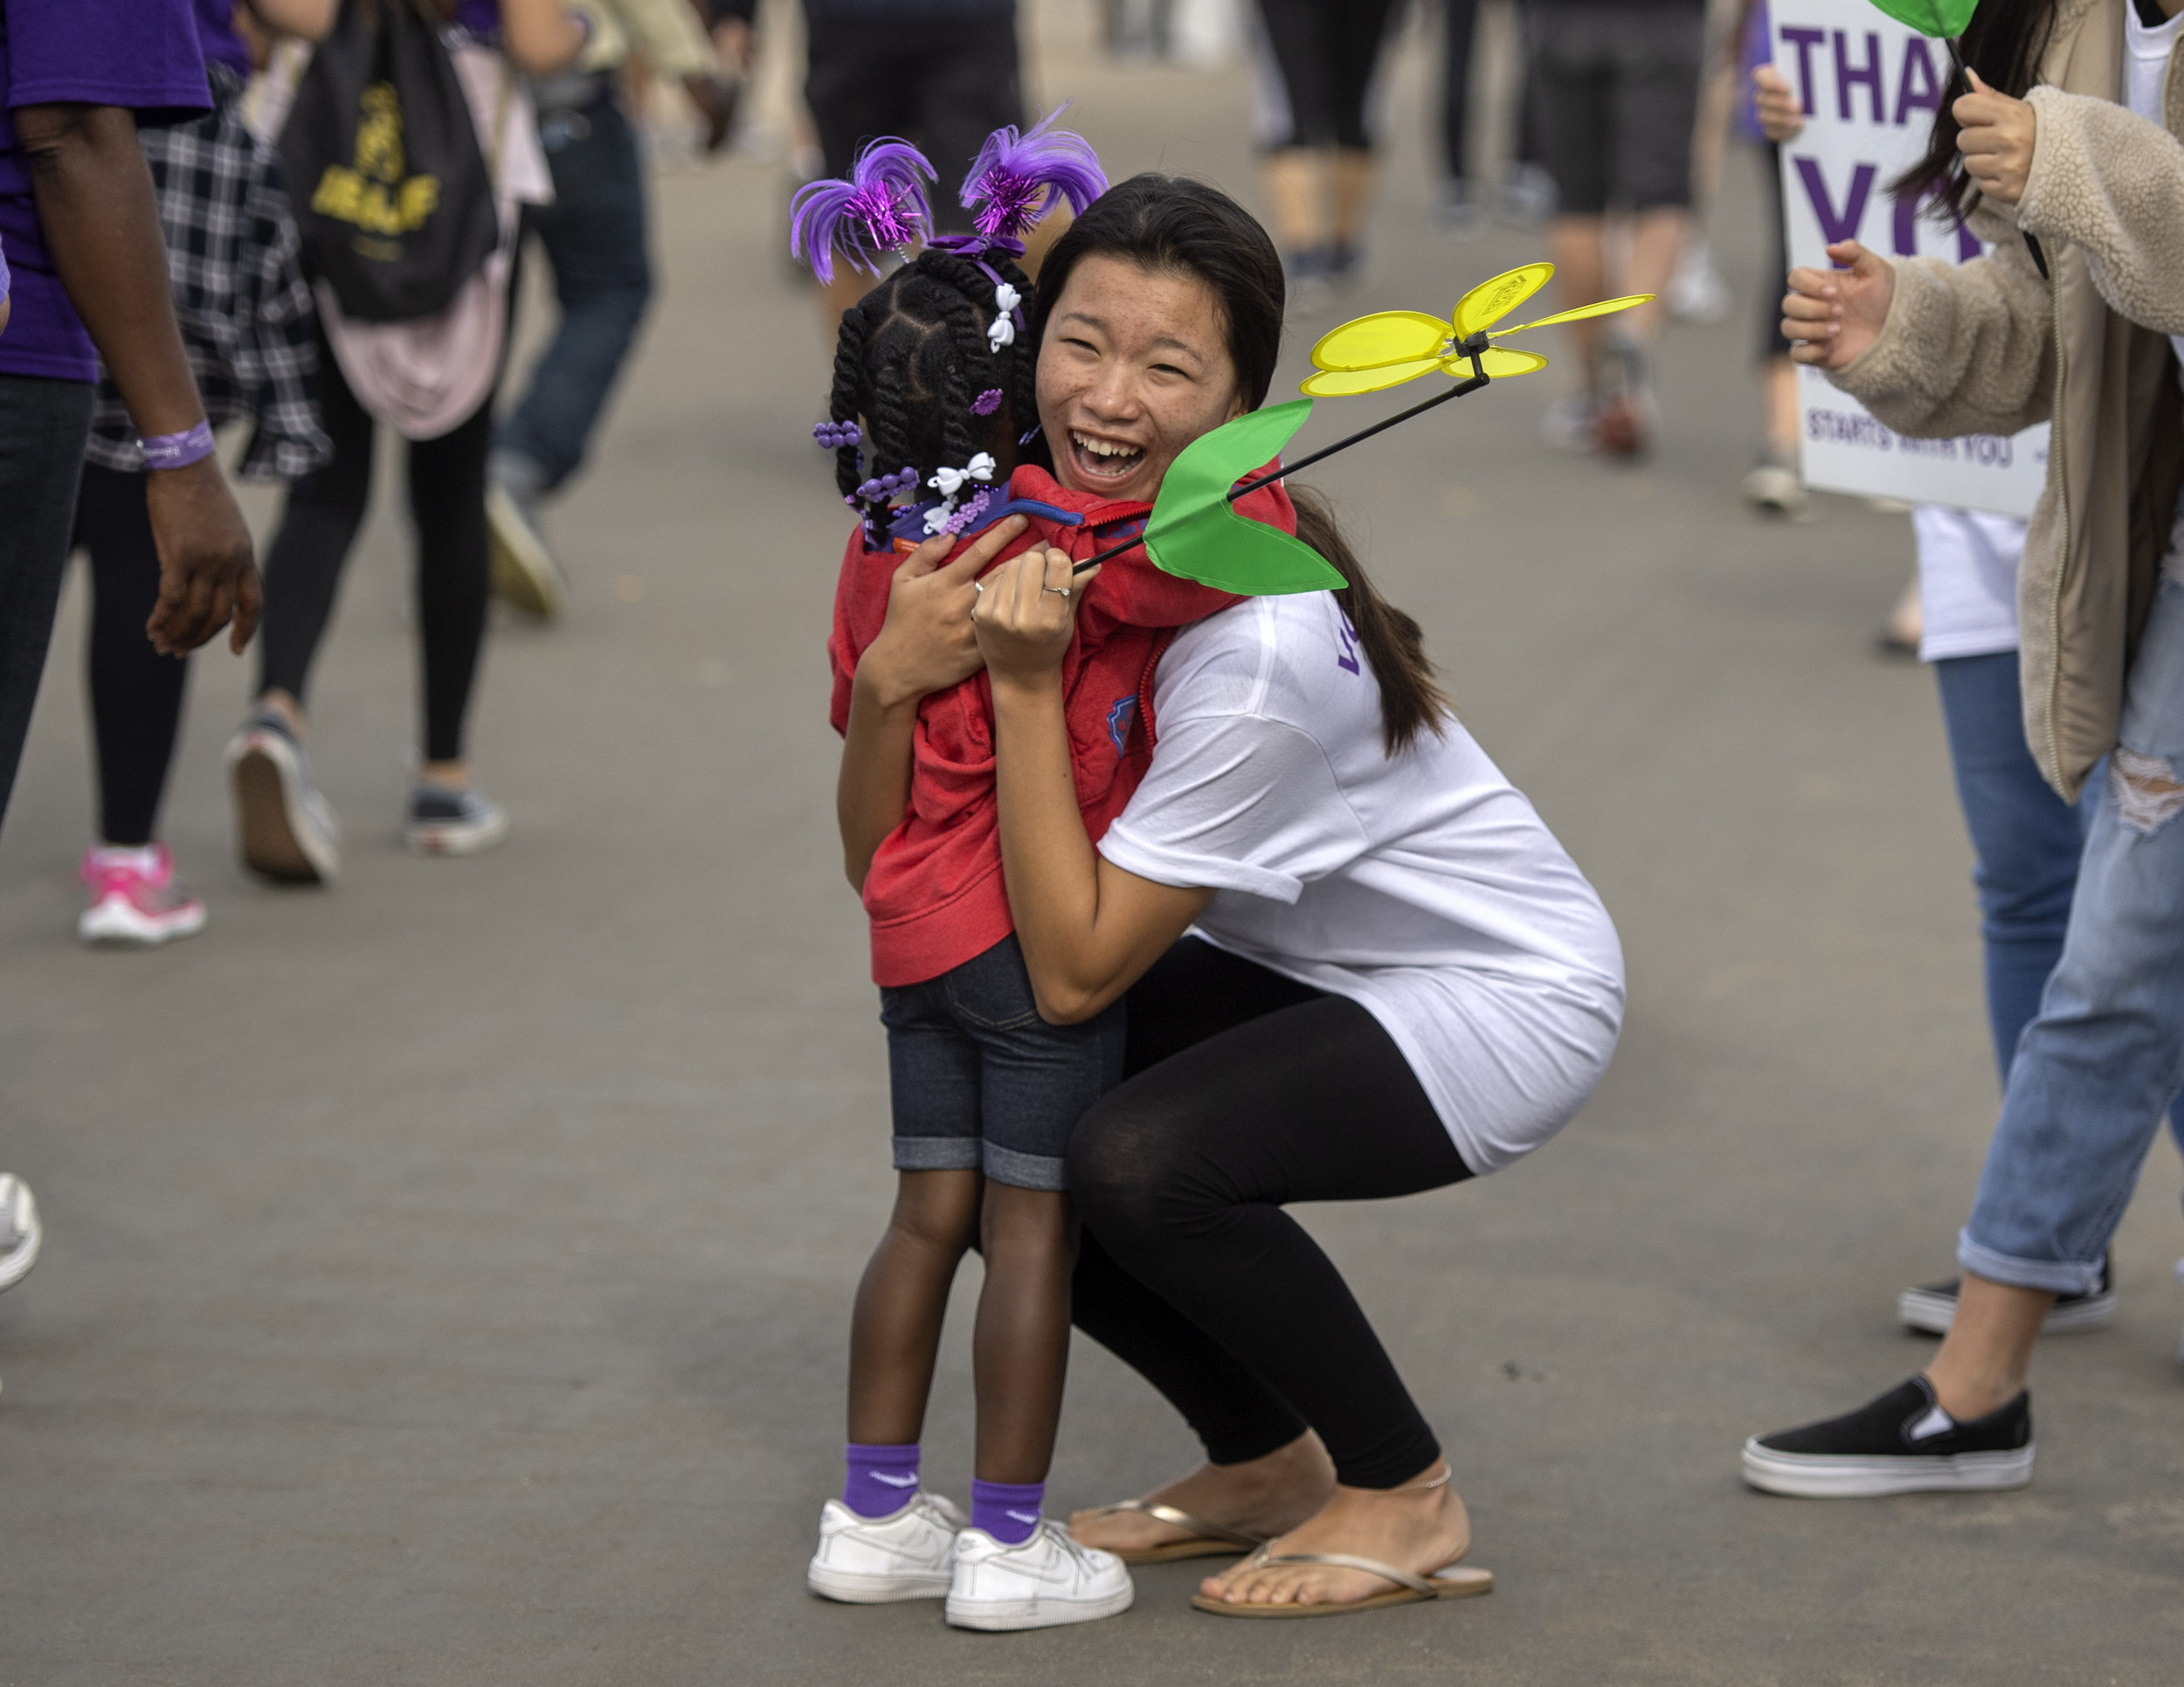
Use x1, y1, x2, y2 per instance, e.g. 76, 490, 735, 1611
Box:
1960, 568, 2184, 1293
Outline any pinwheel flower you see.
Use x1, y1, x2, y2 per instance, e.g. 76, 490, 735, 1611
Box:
1302, 262, 1650, 397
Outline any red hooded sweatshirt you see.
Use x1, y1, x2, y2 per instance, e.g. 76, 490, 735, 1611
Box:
829, 461, 1296, 986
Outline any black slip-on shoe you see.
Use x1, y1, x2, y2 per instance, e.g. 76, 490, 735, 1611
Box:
1898, 1254, 2115, 1336
1741, 1376, 2033, 1497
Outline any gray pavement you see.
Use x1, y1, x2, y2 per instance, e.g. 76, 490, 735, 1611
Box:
4, 12, 2182, 1684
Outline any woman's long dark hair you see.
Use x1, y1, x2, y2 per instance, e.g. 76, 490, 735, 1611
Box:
1031, 174, 1450, 755
1893, 0, 2056, 218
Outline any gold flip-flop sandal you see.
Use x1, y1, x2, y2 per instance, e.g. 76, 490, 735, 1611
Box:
1075, 1499, 1267, 1566
1189, 1545, 1494, 1618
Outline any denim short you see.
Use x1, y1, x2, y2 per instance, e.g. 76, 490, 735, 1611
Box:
879, 934, 1125, 1192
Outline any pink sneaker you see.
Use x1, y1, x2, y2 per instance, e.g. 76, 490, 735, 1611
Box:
78, 844, 207, 948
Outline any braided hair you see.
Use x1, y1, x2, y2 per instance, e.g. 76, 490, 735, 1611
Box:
823, 245, 1040, 545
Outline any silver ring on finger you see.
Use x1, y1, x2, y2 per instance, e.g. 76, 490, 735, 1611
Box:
972, 579, 985, 594
1043, 585, 1071, 599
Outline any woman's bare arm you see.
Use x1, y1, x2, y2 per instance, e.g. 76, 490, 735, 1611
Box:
975, 547, 1211, 1022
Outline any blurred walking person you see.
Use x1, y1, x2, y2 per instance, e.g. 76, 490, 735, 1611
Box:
1252, 0, 1407, 306
486, 0, 737, 618
1, 0, 265, 1323
799, 0, 1024, 321
229, 0, 578, 882
1526, 0, 1707, 459
71, 0, 335, 947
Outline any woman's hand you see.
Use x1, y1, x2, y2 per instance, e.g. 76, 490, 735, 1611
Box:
971, 545, 1089, 694
1955, 68, 2037, 207
858, 515, 1026, 708
1782, 240, 1895, 368
1752, 64, 1804, 145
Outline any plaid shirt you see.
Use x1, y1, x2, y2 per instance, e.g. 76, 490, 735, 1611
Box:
88, 63, 328, 481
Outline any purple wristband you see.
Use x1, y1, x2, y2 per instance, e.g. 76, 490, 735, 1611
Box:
141, 420, 216, 472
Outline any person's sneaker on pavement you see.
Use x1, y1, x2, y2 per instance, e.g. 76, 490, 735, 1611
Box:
78, 843, 207, 948
1898, 1254, 2116, 1337
806, 1491, 965, 1602
1741, 448, 1809, 516
1741, 1375, 2034, 1497
404, 778, 508, 857
1437, 178, 1483, 235
225, 706, 341, 885
945, 1518, 1134, 1631
0, 1175, 43, 1294
1593, 335, 1654, 460
487, 450, 565, 619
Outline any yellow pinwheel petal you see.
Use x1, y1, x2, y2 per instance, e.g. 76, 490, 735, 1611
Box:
1299, 358, 1446, 396
1489, 293, 1655, 336
1309, 311, 1451, 372
1451, 262, 1554, 339
1438, 346, 1549, 380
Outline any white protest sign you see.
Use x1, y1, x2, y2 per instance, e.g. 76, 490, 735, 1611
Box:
1772, 0, 2047, 516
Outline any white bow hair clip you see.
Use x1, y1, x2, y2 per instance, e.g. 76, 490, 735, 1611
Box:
929, 453, 997, 498
988, 283, 1021, 351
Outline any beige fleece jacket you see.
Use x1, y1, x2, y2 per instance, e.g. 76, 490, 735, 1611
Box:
1830, 0, 2184, 800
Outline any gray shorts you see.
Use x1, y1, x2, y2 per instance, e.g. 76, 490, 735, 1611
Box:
1530, 3, 1706, 215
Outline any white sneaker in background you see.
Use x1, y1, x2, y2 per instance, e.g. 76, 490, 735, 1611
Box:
0, 1176, 43, 1294
1668, 236, 1733, 324
806, 1491, 964, 1603
944, 1519, 1134, 1631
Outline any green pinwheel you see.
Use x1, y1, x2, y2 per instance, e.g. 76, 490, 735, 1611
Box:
1867, 0, 1977, 34
1130, 401, 1344, 596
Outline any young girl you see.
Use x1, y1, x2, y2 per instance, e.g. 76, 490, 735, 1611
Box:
793, 121, 1294, 1629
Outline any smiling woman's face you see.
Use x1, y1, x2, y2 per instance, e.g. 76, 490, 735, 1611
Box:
1035, 254, 1246, 506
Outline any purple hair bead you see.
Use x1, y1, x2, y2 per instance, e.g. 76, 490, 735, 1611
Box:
814, 419, 862, 449
789, 139, 936, 285
971, 389, 1004, 416
963, 109, 1108, 245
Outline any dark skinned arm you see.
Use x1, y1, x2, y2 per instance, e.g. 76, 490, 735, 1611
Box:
16, 101, 259, 656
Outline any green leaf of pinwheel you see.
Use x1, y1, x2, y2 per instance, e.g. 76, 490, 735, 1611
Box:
1143, 401, 1348, 597
1865, 0, 1977, 34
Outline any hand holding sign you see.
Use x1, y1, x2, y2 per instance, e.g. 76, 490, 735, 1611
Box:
1955, 67, 2037, 206
1782, 241, 1896, 369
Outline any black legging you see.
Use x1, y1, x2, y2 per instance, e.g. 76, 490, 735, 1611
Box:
257, 332, 493, 764
72, 465, 189, 847
1067, 937, 1472, 1490
1255, 0, 1405, 152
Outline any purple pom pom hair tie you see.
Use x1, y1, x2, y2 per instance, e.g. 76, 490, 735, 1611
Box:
961, 108, 1109, 245
789, 139, 936, 286
971, 389, 1004, 417
814, 419, 861, 449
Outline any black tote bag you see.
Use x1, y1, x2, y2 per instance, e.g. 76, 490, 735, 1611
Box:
278, 0, 498, 322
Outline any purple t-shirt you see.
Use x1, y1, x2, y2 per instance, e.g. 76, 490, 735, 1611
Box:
194, 0, 252, 78
0, 0, 210, 382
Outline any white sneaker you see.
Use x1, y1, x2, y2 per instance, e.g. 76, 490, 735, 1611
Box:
0, 1176, 44, 1294
806, 1491, 965, 1603
945, 1520, 1134, 1631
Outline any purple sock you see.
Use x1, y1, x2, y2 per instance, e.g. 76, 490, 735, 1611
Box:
970, 1478, 1044, 1545
843, 1442, 922, 1518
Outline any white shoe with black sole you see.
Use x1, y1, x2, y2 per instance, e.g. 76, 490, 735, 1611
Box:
1741, 1376, 2033, 1498
1897, 1253, 2115, 1336
806, 1491, 964, 1602
945, 1519, 1133, 1631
